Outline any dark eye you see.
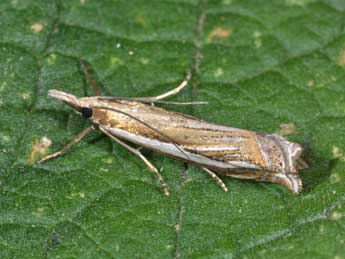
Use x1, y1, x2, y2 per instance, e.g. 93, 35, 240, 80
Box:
81, 107, 93, 118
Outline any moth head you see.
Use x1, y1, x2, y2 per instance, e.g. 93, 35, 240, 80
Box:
48, 90, 93, 118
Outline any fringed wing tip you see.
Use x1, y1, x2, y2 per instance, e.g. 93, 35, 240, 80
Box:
285, 174, 303, 194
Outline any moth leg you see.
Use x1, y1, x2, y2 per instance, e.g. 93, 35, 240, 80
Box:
38, 126, 94, 163
134, 71, 191, 103
80, 59, 102, 96
153, 71, 191, 100
202, 167, 228, 192
99, 127, 170, 196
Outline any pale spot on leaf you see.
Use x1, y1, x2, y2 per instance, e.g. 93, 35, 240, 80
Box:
128, 50, 134, 56
102, 158, 113, 164
279, 123, 296, 136
310, 73, 336, 88
47, 54, 57, 65
208, 27, 232, 41
254, 31, 262, 48
140, 57, 149, 65
110, 56, 123, 67
32, 210, 44, 217
307, 80, 314, 87
214, 67, 224, 78
330, 211, 342, 221
338, 49, 345, 67
0, 134, 11, 144
332, 146, 345, 161
175, 223, 181, 232
329, 173, 341, 184
28, 136, 52, 164
31, 23, 44, 33
335, 101, 345, 114
135, 15, 146, 27
286, 0, 313, 6
0, 81, 7, 92
80, 0, 86, 5
107, 56, 124, 73
22, 92, 31, 100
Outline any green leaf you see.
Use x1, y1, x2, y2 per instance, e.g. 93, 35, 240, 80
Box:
1, 0, 345, 258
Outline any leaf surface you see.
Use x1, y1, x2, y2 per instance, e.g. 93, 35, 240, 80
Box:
1, 0, 345, 258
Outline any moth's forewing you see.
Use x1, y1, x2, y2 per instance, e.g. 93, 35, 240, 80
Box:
77, 96, 304, 193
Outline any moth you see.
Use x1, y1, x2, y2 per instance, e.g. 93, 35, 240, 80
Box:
39, 61, 307, 195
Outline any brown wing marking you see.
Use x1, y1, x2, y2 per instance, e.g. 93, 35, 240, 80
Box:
181, 130, 267, 169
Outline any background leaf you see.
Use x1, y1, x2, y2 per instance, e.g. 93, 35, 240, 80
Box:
1, 0, 345, 258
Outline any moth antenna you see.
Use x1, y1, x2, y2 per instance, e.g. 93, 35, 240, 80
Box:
80, 59, 102, 96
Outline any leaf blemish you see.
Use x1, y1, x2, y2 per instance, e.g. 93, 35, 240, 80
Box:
0, 81, 7, 92
140, 57, 149, 65
214, 67, 224, 78
110, 56, 123, 67
286, 0, 310, 6
338, 49, 345, 67
254, 31, 262, 48
0, 134, 11, 144
28, 136, 52, 164
307, 80, 314, 87
21, 92, 31, 101
102, 158, 113, 164
332, 146, 345, 161
135, 15, 147, 27
330, 211, 342, 221
31, 23, 44, 33
222, 0, 234, 4
208, 27, 232, 41
329, 173, 341, 184
47, 54, 57, 65
279, 123, 296, 136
